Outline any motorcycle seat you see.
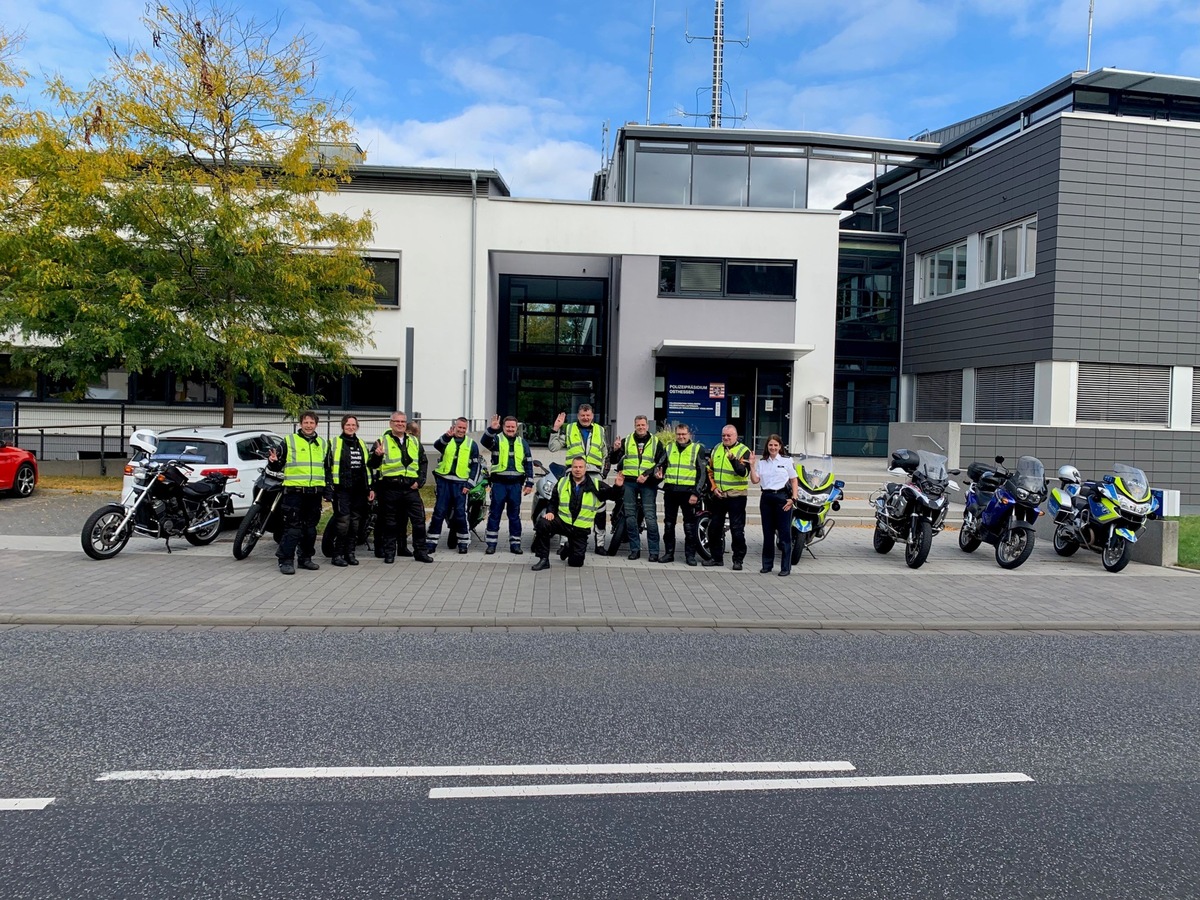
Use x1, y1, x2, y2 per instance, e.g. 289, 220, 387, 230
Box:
182, 481, 224, 500
1072, 495, 1090, 510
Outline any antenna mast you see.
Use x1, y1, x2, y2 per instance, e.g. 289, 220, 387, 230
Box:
646, 0, 656, 124
685, 0, 749, 127
1085, 0, 1095, 71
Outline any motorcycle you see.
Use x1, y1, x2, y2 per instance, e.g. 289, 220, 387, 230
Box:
958, 455, 1047, 569
1047, 463, 1159, 573
232, 466, 286, 560
871, 448, 960, 570
531, 459, 616, 555
441, 462, 491, 549
81, 429, 235, 560
320, 497, 377, 560
787, 454, 845, 565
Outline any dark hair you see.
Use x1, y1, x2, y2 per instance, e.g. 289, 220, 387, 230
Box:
340, 414, 358, 428
761, 433, 785, 457
300, 410, 319, 424
454, 416, 469, 425
577, 404, 593, 413
503, 415, 519, 425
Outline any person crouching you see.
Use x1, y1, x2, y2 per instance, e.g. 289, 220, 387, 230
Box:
531, 456, 616, 570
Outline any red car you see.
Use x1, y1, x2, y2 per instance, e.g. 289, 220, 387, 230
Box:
0, 440, 38, 498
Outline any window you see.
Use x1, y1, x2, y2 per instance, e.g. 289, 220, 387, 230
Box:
975, 364, 1034, 422
915, 371, 963, 421
981, 217, 1036, 286
1076, 364, 1170, 425
659, 258, 796, 300
918, 241, 969, 301
364, 256, 399, 307
347, 365, 398, 410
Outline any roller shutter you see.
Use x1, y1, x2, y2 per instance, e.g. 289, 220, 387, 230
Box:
915, 371, 963, 421
975, 364, 1035, 422
1076, 363, 1170, 425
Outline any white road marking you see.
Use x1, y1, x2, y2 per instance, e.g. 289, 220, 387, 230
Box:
0, 798, 56, 811
428, 771, 1034, 800
96, 761, 855, 782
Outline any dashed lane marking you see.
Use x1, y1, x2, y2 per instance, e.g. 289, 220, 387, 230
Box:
0, 798, 56, 811
428, 771, 1034, 800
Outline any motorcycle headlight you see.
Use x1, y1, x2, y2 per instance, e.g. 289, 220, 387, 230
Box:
1015, 488, 1028, 500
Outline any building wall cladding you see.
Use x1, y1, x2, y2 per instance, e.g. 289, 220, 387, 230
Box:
900, 118, 1062, 373
960, 423, 1200, 509
1053, 115, 1200, 366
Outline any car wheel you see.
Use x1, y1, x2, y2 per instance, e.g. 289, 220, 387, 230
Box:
11, 463, 36, 498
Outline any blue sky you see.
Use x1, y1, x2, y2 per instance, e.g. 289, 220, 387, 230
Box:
9, 0, 1200, 199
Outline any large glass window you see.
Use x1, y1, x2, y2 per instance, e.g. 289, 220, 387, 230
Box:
632, 150, 691, 204
659, 258, 796, 300
749, 154, 808, 208
919, 241, 969, 302
807, 159, 874, 210
691, 152, 749, 206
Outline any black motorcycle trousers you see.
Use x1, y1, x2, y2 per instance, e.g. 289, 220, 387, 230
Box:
708, 494, 747, 563
662, 489, 699, 558
532, 516, 590, 567
378, 481, 427, 556
277, 490, 323, 564
330, 487, 370, 558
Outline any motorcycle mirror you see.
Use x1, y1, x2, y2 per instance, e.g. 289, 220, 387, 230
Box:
995, 455, 1005, 464
949, 468, 961, 475
184, 445, 199, 455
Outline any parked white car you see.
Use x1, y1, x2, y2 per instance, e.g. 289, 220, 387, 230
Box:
121, 427, 284, 517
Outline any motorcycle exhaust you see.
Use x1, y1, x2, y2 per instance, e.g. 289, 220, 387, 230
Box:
187, 516, 221, 533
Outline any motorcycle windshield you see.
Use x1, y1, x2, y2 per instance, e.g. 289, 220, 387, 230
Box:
796, 454, 834, 492
1011, 456, 1046, 493
1113, 464, 1150, 502
916, 450, 948, 483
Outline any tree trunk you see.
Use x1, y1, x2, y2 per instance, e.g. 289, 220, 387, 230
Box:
221, 361, 235, 428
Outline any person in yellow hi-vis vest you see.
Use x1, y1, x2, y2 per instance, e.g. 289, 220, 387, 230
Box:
427, 417, 483, 555
548, 404, 606, 475
657, 423, 706, 566
266, 410, 330, 576
531, 456, 619, 570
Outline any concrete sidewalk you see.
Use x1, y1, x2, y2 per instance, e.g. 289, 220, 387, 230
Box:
3, 512, 1198, 630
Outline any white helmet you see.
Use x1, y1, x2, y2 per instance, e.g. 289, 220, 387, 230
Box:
1057, 464, 1081, 485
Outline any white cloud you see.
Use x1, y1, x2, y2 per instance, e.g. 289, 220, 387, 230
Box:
354, 104, 601, 200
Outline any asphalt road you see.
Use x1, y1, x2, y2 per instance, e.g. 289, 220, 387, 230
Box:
1, 629, 1197, 898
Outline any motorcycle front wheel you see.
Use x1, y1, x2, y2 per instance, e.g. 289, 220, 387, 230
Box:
233, 506, 264, 560
995, 528, 1034, 569
81, 504, 132, 560
185, 510, 223, 546
1102, 535, 1132, 573
1053, 525, 1080, 557
904, 518, 932, 569
873, 525, 894, 554
790, 528, 807, 566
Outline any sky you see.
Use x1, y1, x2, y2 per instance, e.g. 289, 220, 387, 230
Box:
7, 0, 1200, 200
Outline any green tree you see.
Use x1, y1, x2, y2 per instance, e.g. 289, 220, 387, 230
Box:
0, 2, 379, 424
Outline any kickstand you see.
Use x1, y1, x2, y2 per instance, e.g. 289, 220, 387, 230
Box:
804, 543, 818, 561
164, 535, 173, 554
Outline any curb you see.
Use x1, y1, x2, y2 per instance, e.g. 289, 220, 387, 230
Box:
2, 613, 1199, 631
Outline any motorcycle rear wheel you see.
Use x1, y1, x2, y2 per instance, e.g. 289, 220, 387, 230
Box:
904, 518, 932, 569
995, 528, 1034, 569
873, 526, 894, 554
958, 515, 981, 553
233, 506, 264, 560
1053, 525, 1080, 557
185, 511, 223, 546
1102, 536, 1132, 573
694, 512, 713, 562
81, 505, 131, 560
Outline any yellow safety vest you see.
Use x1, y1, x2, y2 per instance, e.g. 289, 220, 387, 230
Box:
664, 442, 700, 488
435, 436, 474, 479
283, 432, 327, 488
494, 434, 526, 475
330, 435, 371, 486
378, 432, 420, 480
621, 434, 660, 477
556, 476, 600, 530
564, 422, 605, 470
710, 443, 750, 492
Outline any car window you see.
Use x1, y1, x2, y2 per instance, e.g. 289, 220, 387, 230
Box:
153, 439, 228, 464
237, 438, 265, 461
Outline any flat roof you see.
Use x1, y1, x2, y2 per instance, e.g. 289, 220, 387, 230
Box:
618, 125, 941, 157
653, 339, 814, 361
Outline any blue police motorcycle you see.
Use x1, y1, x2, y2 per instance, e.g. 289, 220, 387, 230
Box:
958, 455, 1047, 569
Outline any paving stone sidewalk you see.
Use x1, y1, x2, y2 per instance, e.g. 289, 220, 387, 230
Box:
3, 514, 1198, 629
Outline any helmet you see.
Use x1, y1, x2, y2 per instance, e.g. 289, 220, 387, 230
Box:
1057, 464, 1081, 485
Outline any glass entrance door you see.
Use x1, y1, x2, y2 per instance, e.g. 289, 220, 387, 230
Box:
752, 366, 791, 453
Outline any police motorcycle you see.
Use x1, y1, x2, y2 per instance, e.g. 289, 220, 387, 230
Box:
82, 430, 235, 560
871, 449, 960, 570
958, 455, 1048, 570
1047, 463, 1159, 574
786, 454, 845, 566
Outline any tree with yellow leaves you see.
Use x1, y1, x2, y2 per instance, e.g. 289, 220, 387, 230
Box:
0, 2, 379, 425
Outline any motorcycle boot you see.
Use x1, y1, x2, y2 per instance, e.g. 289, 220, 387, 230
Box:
346, 552, 360, 566
332, 556, 349, 567
531, 556, 550, 572
279, 560, 296, 575
298, 559, 320, 571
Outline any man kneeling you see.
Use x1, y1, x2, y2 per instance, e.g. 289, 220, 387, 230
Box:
531, 456, 615, 570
